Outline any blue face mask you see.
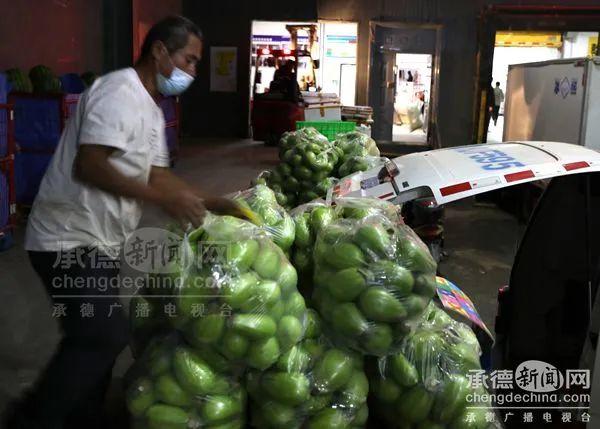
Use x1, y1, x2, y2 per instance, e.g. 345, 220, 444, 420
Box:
156, 66, 194, 96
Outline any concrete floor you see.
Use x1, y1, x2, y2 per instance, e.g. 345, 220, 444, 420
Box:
0, 138, 521, 423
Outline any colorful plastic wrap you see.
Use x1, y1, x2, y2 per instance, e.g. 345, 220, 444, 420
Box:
168, 213, 307, 372
246, 310, 369, 429
125, 334, 246, 429
369, 304, 498, 429
312, 198, 437, 356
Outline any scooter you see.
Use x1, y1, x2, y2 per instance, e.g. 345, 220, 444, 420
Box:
401, 197, 445, 264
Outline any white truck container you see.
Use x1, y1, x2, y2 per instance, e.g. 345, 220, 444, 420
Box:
503, 57, 600, 150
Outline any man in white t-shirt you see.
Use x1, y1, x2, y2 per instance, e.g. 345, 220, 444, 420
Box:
6, 16, 242, 429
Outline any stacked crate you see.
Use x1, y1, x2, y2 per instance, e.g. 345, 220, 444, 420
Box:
10, 92, 80, 205
0, 73, 16, 251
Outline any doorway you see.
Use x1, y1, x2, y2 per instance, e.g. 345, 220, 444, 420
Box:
393, 53, 432, 144
488, 30, 599, 143
368, 22, 440, 147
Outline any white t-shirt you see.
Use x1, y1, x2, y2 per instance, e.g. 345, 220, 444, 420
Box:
25, 68, 170, 254
494, 87, 505, 106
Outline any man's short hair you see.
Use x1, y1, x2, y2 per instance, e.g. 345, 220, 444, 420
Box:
140, 16, 203, 59
496, 82, 500, 86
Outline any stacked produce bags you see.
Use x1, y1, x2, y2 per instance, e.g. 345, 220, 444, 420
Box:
253, 128, 388, 209
126, 151, 499, 428
246, 309, 368, 429
369, 303, 493, 429
311, 198, 437, 356
126, 334, 247, 429
126, 211, 308, 427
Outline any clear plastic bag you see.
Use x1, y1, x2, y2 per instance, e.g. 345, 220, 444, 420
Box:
246, 309, 368, 429
280, 127, 330, 154
312, 198, 436, 356
289, 200, 337, 297
337, 155, 390, 179
229, 185, 296, 252
129, 293, 171, 359
271, 128, 339, 207
167, 213, 307, 372
125, 333, 246, 429
369, 304, 499, 429
250, 170, 272, 187
334, 131, 380, 158
332, 197, 404, 226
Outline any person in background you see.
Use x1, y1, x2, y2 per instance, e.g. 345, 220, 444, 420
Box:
270, 59, 302, 103
484, 78, 495, 138
407, 70, 414, 82
492, 82, 505, 126
4, 16, 243, 429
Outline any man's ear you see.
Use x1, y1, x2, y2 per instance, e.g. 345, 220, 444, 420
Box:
151, 40, 166, 62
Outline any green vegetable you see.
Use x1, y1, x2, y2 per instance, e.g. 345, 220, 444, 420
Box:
389, 353, 419, 387
231, 314, 277, 339
189, 314, 225, 344
277, 315, 304, 350
433, 375, 471, 423
358, 287, 407, 322
339, 370, 369, 408
363, 323, 393, 356
325, 242, 366, 270
172, 347, 217, 395
327, 267, 367, 301
220, 331, 249, 360
247, 337, 280, 370
201, 394, 243, 424
331, 303, 369, 337
262, 372, 311, 406
372, 378, 401, 403
398, 385, 434, 424
155, 374, 192, 407
313, 349, 354, 393
145, 404, 189, 429
354, 223, 391, 258
126, 377, 155, 417
307, 409, 348, 429
252, 244, 281, 279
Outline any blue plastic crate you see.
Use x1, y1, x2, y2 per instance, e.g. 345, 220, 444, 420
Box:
59, 73, 85, 94
0, 165, 13, 251
0, 73, 7, 103
0, 162, 9, 230
0, 107, 7, 158
15, 152, 53, 205
12, 95, 62, 153
0, 73, 7, 158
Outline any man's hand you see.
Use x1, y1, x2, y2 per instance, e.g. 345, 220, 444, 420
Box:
159, 189, 206, 227
204, 197, 248, 219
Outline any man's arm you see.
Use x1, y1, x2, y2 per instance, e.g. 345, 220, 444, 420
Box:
74, 145, 206, 226
149, 167, 248, 218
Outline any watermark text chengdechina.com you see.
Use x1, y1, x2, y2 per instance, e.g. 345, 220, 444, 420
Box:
466, 360, 591, 410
